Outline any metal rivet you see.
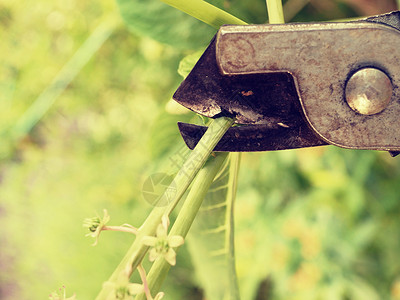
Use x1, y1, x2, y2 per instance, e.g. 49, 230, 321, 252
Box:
345, 68, 393, 115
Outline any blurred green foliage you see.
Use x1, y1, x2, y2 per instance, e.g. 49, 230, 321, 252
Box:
1, 0, 400, 299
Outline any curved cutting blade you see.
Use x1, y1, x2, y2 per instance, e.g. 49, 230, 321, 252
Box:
173, 36, 326, 151
178, 122, 327, 152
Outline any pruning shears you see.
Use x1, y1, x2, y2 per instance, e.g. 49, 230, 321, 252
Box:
173, 11, 400, 156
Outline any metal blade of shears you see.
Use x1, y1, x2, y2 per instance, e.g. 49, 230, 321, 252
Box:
174, 11, 400, 153
173, 38, 327, 151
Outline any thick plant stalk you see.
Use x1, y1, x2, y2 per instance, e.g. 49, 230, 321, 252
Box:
135, 152, 229, 300
160, 0, 247, 28
226, 152, 241, 299
266, 0, 285, 24
163, 117, 234, 215
95, 117, 234, 300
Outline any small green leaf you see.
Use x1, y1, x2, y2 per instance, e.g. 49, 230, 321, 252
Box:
177, 50, 203, 78
116, 0, 215, 49
116, 0, 270, 50
161, 0, 268, 27
160, 0, 247, 28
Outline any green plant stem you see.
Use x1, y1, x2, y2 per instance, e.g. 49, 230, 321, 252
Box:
95, 117, 234, 300
266, 0, 285, 24
163, 117, 234, 216
226, 152, 241, 299
103, 226, 138, 235
137, 264, 153, 300
135, 152, 229, 300
160, 0, 247, 28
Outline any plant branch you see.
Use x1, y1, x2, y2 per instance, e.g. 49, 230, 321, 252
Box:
135, 152, 229, 300
137, 264, 153, 300
226, 152, 241, 299
163, 117, 234, 216
95, 117, 234, 300
266, 0, 285, 24
103, 226, 138, 235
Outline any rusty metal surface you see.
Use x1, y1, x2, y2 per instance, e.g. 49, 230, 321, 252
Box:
173, 38, 302, 126
173, 37, 327, 151
366, 11, 400, 31
216, 21, 400, 151
178, 122, 327, 152
173, 12, 400, 152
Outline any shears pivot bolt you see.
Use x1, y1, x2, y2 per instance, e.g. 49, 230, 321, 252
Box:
345, 67, 393, 115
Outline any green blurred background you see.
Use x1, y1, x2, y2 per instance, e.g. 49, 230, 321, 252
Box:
2, 0, 400, 299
